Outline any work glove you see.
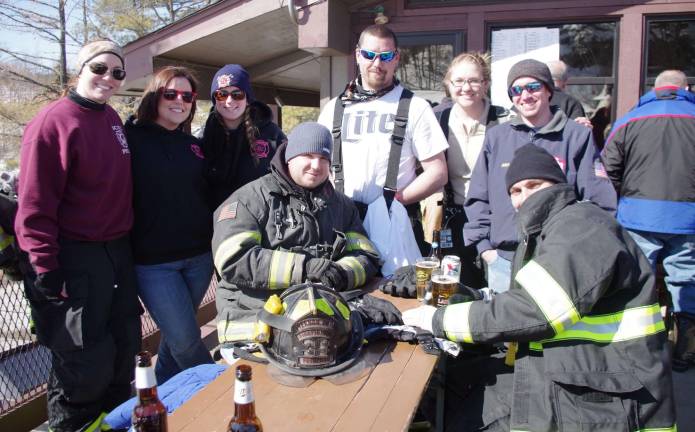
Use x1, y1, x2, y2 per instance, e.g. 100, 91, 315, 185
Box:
379, 265, 417, 298
33, 269, 68, 301
305, 258, 348, 291
402, 305, 436, 333
349, 294, 403, 325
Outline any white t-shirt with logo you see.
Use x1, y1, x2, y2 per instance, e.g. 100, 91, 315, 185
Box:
318, 85, 448, 205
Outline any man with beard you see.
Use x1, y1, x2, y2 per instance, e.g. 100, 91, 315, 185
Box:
317, 24, 448, 258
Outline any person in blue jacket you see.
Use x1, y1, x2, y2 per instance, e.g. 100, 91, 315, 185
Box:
464, 59, 616, 293
602, 69, 695, 371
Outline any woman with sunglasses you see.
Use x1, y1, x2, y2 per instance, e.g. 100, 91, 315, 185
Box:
125, 66, 214, 384
201, 64, 286, 209
433, 52, 510, 290
15, 40, 141, 431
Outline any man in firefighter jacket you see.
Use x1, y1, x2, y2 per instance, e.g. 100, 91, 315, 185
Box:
404, 144, 675, 431
212, 122, 380, 343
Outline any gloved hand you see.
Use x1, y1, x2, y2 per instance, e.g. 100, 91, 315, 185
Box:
379, 265, 417, 298
349, 294, 403, 325
449, 283, 485, 304
402, 305, 437, 333
305, 258, 348, 291
33, 269, 68, 301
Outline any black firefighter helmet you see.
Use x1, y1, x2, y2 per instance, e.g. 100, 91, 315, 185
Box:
257, 282, 367, 383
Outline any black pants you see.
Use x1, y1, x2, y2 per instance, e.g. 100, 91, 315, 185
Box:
441, 206, 486, 289
24, 236, 142, 432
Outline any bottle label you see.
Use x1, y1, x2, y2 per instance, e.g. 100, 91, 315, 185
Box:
135, 366, 157, 389
234, 379, 254, 404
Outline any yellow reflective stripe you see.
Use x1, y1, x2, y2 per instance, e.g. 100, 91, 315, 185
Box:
634, 426, 678, 432
217, 320, 256, 343
345, 231, 377, 254
515, 260, 580, 335
289, 299, 336, 319
84, 412, 107, 432
336, 300, 351, 320
443, 302, 474, 343
338, 256, 367, 288
268, 250, 297, 289
529, 304, 665, 350
214, 231, 261, 273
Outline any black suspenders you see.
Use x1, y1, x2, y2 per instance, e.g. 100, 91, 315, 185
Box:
330, 89, 414, 209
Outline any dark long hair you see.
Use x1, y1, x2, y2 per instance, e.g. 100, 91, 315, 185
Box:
136, 66, 198, 132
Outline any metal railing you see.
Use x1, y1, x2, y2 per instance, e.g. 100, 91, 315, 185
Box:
0, 273, 217, 431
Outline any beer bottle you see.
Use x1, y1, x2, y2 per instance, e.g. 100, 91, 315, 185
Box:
430, 229, 443, 262
228, 364, 263, 432
132, 351, 168, 432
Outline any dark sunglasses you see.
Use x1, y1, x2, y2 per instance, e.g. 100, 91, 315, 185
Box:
359, 49, 397, 63
87, 62, 126, 81
214, 89, 246, 102
508, 81, 544, 97
160, 88, 196, 103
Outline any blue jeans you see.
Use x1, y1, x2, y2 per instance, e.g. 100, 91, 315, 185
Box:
628, 229, 695, 314
135, 252, 214, 384
486, 254, 512, 294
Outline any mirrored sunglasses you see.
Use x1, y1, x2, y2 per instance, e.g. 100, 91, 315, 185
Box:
508, 81, 544, 97
214, 89, 246, 102
359, 49, 397, 63
160, 88, 196, 103
87, 62, 126, 81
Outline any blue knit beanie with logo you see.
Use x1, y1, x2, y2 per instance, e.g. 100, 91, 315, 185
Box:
210, 64, 255, 102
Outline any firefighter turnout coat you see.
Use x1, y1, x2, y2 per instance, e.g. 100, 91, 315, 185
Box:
432, 183, 675, 431
212, 146, 380, 343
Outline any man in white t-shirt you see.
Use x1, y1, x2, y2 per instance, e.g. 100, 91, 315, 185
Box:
318, 24, 448, 254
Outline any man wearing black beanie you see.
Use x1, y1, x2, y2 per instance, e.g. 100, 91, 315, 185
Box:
464, 58, 616, 294
403, 141, 675, 432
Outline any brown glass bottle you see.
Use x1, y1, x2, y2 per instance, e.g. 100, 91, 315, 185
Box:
228, 364, 263, 432
132, 351, 168, 432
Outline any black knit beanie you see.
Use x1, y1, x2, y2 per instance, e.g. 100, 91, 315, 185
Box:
505, 144, 567, 193
285, 122, 333, 162
507, 59, 554, 100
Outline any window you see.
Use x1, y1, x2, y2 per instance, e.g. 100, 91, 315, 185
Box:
644, 17, 695, 91
396, 32, 464, 105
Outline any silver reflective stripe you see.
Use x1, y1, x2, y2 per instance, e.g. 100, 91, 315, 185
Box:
443, 302, 474, 343
337, 256, 366, 287
214, 231, 261, 273
268, 250, 297, 289
515, 260, 580, 335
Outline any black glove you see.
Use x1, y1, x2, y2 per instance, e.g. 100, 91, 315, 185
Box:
449, 283, 484, 304
379, 265, 417, 298
33, 269, 67, 300
305, 258, 348, 291
349, 294, 403, 325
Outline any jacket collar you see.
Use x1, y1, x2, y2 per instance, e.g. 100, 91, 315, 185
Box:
638, 86, 695, 106
509, 106, 568, 134
516, 183, 577, 238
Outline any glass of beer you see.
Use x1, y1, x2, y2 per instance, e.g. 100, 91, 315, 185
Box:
415, 257, 439, 300
431, 270, 459, 307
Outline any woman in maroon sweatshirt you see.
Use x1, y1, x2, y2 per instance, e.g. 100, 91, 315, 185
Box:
15, 40, 141, 432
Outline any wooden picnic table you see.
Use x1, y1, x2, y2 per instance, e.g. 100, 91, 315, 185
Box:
168, 287, 439, 432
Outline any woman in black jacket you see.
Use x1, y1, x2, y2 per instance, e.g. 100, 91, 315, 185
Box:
126, 66, 214, 384
201, 64, 286, 209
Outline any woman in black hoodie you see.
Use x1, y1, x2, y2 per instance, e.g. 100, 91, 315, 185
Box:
126, 66, 213, 384
201, 64, 286, 209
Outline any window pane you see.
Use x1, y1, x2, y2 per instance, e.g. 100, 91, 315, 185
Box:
559, 23, 616, 77
396, 44, 453, 102
646, 19, 695, 78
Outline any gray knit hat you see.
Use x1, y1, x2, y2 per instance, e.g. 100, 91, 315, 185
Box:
77, 40, 124, 71
506, 59, 554, 100
285, 122, 333, 162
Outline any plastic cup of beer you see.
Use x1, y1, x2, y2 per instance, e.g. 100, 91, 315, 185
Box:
415, 257, 439, 300
431, 270, 459, 307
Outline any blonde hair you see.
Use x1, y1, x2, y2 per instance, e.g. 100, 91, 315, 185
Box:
443, 52, 492, 87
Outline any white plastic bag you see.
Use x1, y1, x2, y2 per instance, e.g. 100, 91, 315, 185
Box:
363, 196, 422, 277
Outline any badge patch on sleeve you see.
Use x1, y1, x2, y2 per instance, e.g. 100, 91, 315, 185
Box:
218, 202, 238, 221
